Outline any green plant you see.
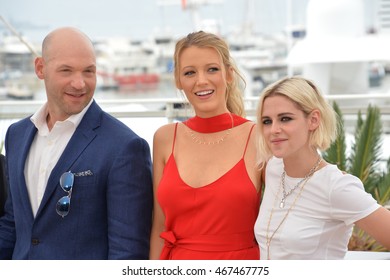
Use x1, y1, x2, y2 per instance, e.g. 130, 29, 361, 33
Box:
322, 102, 390, 251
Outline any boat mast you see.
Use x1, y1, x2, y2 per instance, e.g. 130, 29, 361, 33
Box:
0, 15, 40, 57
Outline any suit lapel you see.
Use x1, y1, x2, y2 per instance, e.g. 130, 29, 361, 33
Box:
35, 101, 102, 218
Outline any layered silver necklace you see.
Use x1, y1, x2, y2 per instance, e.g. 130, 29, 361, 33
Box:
279, 157, 323, 208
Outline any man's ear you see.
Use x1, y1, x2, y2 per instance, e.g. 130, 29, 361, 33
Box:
35, 57, 44, 80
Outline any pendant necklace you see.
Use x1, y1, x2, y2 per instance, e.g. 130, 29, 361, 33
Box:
279, 157, 322, 208
265, 157, 322, 260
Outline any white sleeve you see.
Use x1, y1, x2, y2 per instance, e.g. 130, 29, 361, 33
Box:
329, 173, 380, 226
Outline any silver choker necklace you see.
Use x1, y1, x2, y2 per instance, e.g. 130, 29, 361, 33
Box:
279, 157, 322, 208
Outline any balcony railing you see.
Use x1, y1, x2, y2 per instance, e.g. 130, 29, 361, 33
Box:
1, 93, 390, 125
0, 94, 389, 149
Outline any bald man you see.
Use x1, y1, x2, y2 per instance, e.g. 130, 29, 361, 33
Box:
0, 27, 153, 259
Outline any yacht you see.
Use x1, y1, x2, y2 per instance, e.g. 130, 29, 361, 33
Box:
0, 34, 38, 99
94, 37, 160, 90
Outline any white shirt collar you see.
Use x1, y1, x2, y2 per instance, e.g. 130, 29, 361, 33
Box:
30, 99, 94, 133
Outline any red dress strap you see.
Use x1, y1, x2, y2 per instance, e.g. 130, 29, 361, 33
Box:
242, 124, 256, 158
171, 123, 179, 154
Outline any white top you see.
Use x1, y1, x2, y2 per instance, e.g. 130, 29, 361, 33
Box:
254, 157, 380, 260
24, 100, 93, 216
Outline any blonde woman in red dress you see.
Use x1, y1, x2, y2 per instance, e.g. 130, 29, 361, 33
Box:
150, 31, 262, 260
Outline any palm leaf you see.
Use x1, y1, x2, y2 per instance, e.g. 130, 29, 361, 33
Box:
349, 111, 363, 169
349, 106, 383, 190
374, 158, 390, 204
322, 102, 347, 170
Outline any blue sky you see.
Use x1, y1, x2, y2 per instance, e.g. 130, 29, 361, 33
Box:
1, 0, 311, 42
1, 0, 377, 43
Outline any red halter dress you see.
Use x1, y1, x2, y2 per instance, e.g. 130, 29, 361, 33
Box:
157, 114, 260, 259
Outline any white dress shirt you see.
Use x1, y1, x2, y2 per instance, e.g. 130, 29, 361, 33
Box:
24, 100, 93, 216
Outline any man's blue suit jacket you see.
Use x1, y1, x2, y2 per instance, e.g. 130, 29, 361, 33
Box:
0, 100, 153, 259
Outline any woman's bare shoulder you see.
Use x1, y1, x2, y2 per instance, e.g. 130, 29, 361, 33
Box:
154, 123, 177, 136
153, 123, 179, 146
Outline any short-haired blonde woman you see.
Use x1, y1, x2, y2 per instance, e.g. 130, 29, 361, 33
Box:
254, 76, 390, 259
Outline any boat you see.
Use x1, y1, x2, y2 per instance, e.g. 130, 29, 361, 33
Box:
221, 0, 288, 96
3, 83, 33, 100
94, 37, 160, 90
158, 0, 289, 96
286, 0, 390, 100
227, 32, 288, 96
0, 33, 40, 99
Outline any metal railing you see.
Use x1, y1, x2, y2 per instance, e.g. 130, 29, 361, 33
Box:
2, 93, 389, 159
1, 93, 390, 121
0, 93, 390, 142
